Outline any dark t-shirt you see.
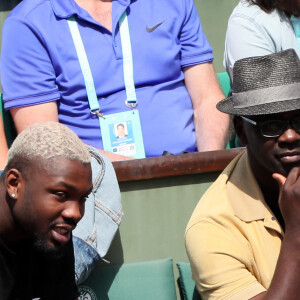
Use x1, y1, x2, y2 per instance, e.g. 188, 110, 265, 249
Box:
0, 237, 79, 300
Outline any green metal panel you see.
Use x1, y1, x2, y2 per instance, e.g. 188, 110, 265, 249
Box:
105, 172, 220, 265
0, 1, 21, 71
102, 172, 220, 299
0, 11, 9, 90
194, 0, 239, 72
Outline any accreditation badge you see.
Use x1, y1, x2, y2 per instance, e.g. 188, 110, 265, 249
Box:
100, 110, 145, 159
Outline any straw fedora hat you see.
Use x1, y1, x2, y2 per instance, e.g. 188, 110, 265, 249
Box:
217, 49, 300, 115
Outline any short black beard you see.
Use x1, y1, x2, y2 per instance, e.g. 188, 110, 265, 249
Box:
33, 238, 66, 260
32, 218, 75, 259
33, 234, 67, 260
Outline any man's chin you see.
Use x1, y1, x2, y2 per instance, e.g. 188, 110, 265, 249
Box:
274, 159, 300, 177
33, 238, 67, 259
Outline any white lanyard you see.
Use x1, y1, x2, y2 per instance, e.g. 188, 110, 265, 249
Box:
119, 12, 138, 108
67, 11, 137, 117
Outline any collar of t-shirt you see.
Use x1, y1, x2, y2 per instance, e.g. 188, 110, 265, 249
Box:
50, 0, 131, 19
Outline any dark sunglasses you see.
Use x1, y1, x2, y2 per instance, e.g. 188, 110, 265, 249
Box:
240, 115, 300, 138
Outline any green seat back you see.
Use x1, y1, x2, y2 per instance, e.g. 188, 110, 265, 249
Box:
176, 262, 201, 300
79, 258, 177, 300
217, 72, 231, 97
0, 93, 17, 147
216, 72, 241, 149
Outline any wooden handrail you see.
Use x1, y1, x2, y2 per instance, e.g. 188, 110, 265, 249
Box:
113, 147, 245, 182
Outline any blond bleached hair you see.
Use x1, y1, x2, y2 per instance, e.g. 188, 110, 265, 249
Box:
7, 122, 90, 165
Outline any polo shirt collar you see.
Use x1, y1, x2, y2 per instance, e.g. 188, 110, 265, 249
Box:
227, 151, 283, 235
50, 0, 78, 19
50, 0, 131, 19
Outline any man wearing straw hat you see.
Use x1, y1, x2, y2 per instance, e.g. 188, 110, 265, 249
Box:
186, 49, 300, 300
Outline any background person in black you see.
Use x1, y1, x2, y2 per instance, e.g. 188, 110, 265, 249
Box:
0, 121, 93, 300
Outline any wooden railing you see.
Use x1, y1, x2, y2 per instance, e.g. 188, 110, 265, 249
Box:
113, 147, 245, 182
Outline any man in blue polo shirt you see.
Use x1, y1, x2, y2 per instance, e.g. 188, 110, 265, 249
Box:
0, 0, 229, 160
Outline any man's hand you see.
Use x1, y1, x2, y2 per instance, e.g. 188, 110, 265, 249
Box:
250, 169, 300, 300
273, 168, 300, 233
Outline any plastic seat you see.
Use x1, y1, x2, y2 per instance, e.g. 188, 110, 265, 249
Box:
176, 262, 201, 300
217, 72, 231, 97
216, 72, 242, 149
79, 258, 177, 300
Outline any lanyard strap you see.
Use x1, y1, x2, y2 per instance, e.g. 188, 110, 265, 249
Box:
119, 12, 137, 108
291, 16, 300, 49
67, 11, 137, 116
67, 16, 100, 114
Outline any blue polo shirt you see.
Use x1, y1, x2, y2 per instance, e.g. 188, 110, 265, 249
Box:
1, 0, 213, 157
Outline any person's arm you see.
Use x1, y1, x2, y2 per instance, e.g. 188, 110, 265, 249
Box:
183, 62, 230, 152
10, 103, 132, 162
0, 114, 8, 169
249, 169, 300, 300
186, 218, 266, 299
10, 102, 59, 132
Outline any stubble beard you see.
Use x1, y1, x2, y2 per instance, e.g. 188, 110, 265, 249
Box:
32, 231, 68, 260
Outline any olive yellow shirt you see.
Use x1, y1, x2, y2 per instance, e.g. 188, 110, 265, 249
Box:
185, 151, 283, 300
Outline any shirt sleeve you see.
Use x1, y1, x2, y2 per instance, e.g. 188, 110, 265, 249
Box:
179, 0, 213, 67
0, 17, 60, 109
185, 220, 266, 300
224, 14, 276, 80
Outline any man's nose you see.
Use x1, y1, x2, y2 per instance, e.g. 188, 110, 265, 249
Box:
278, 127, 300, 144
62, 201, 84, 225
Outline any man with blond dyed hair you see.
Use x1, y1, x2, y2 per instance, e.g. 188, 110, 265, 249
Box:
0, 121, 93, 300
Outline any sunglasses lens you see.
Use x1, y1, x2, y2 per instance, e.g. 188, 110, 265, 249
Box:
260, 120, 284, 137
292, 117, 300, 133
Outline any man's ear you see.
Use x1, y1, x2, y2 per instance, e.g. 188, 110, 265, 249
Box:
233, 116, 248, 146
5, 169, 23, 199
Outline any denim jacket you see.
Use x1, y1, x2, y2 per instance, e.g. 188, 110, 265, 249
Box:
73, 146, 123, 284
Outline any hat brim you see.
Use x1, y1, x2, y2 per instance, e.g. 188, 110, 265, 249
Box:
217, 96, 300, 116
